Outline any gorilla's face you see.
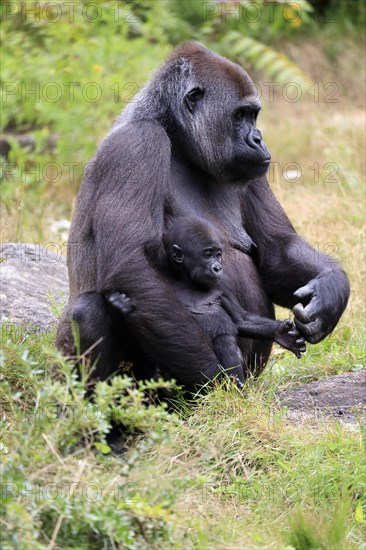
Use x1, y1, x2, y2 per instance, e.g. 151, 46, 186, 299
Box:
228, 96, 271, 181
170, 44, 271, 182
167, 217, 223, 289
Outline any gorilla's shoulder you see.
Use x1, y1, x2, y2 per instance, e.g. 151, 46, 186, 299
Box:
83, 120, 172, 188
97, 120, 171, 162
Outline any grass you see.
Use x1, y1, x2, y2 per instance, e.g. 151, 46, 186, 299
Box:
1, 329, 365, 548
1, 28, 365, 550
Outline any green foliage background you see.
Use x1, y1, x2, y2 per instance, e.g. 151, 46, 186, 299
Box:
1, 0, 363, 239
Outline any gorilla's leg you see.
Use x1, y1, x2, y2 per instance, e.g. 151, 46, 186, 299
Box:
242, 339, 273, 378
212, 334, 245, 387
57, 292, 159, 384
56, 292, 126, 383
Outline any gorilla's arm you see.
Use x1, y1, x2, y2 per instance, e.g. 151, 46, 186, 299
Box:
242, 177, 350, 343
220, 294, 306, 357
91, 122, 220, 386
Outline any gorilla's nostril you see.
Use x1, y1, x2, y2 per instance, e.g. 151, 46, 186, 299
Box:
252, 129, 262, 144
246, 128, 263, 150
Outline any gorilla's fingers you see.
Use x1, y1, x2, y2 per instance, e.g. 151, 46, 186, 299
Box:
279, 319, 294, 333
107, 292, 134, 315
294, 317, 321, 338
306, 333, 323, 345
293, 303, 312, 323
296, 339, 307, 352
293, 282, 314, 301
302, 297, 321, 320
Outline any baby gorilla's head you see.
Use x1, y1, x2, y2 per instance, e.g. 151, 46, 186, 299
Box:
164, 216, 223, 289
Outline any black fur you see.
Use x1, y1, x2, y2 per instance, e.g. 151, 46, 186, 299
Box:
57, 42, 350, 390
108, 216, 306, 388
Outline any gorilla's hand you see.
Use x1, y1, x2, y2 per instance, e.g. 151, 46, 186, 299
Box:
292, 270, 349, 344
274, 320, 306, 358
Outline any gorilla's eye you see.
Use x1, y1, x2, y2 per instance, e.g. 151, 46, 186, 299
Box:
187, 87, 204, 102
203, 249, 212, 259
234, 108, 247, 121
185, 88, 204, 113
234, 107, 260, 123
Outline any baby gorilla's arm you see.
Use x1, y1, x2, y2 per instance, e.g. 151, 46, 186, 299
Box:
220, 294, 306, 358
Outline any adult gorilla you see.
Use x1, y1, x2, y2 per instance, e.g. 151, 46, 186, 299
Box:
57, 42, 349, 389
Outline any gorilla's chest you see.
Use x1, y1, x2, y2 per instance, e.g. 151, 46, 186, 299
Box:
167, 160, 269, 315
168, 161, 254, 255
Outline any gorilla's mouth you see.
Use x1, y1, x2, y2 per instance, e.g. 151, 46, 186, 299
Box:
254, 156, 271, 165
194, 273, 222, 289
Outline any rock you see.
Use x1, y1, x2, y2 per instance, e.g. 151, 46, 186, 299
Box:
0, 243, 69, 330
278, 370, 366, 425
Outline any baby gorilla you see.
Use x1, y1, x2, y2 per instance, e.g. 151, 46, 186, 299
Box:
107, 217, 306, 387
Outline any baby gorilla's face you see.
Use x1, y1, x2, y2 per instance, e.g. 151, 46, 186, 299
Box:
186, 240, 223, 289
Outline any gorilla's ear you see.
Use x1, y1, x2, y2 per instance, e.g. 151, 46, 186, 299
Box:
172, 244, 184, 263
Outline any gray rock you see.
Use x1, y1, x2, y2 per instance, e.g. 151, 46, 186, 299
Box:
0, 243, 69, 330
278, 370, 366, 425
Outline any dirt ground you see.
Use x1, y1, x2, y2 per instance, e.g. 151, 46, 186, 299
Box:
278, 370, 366, 425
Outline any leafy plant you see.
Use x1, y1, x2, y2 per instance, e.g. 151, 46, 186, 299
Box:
0, 330, 180, 548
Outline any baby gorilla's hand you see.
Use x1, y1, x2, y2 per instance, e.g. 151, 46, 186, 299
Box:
274, 320, 306, 358
106, 292, 134, 316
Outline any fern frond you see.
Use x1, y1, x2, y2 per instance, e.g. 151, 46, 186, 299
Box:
221, 32, 312, 90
